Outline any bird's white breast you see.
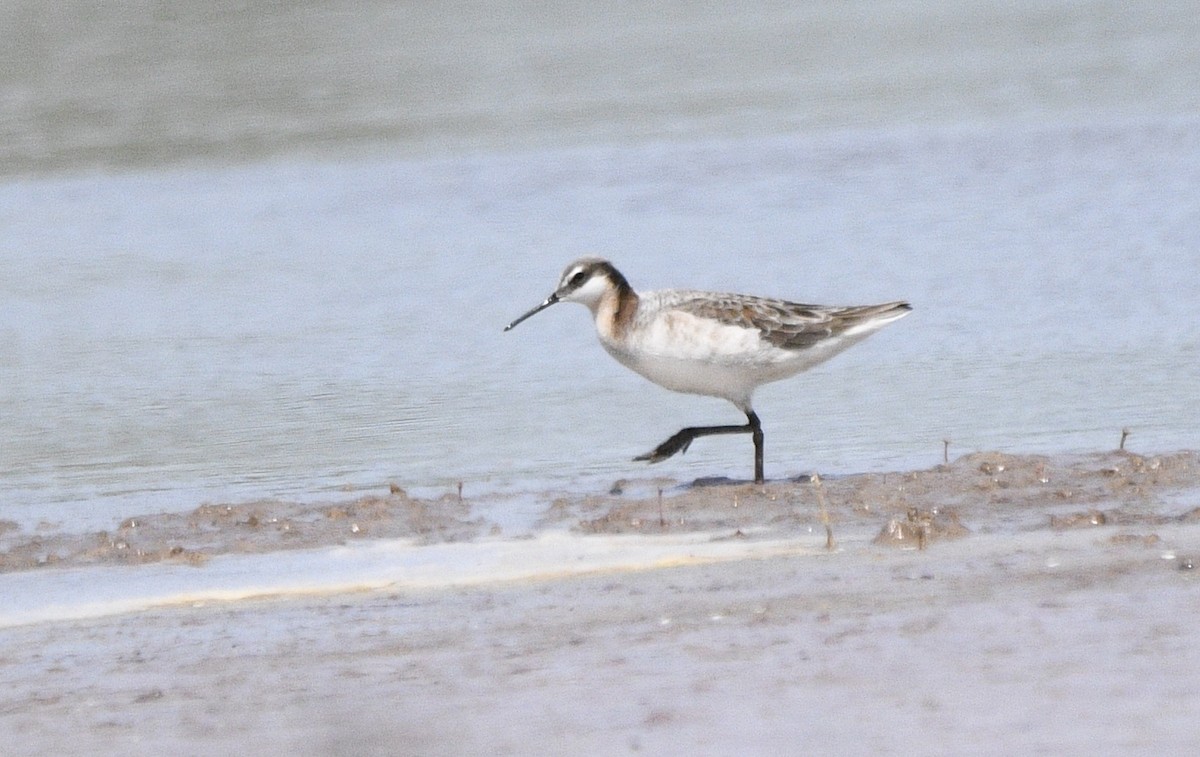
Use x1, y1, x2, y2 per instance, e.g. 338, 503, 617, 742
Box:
597, 296, 802, 406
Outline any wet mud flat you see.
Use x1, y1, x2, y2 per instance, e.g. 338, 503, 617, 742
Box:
555, 449, 1200, 550
0, 488, 487, 573
2, 449, 1199, 754
3, 449, 1197, 573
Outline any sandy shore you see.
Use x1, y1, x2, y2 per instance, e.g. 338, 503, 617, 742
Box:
2, 450, 1198, 755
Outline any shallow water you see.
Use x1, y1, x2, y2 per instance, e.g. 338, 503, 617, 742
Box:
3, 7, 1200, 751
2, 1, 1198, 532
4, 0, 1198, 173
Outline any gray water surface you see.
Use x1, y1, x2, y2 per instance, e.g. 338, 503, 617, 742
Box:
1, 1, 1197, 528
4, 0, 1197, 173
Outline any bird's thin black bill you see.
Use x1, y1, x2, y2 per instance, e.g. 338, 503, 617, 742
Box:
503, 294, 558, 331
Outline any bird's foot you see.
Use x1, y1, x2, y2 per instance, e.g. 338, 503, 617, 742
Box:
634, 430, 695, 463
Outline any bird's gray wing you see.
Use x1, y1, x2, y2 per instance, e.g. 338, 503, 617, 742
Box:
668, 292, 840, 350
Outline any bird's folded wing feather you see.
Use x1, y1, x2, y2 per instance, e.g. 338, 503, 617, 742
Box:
668, 293, 841, 350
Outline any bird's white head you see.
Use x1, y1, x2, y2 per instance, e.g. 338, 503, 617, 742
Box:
553, 257, 617, 307
504, 257, 628, 331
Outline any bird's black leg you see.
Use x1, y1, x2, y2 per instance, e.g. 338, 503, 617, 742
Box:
747, 410, 764, 484
635, 409, 766, 484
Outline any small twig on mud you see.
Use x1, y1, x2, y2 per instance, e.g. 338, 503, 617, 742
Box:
811, 473, 834, 551
1119, 428, 1130, 452
943, 439, 951, 464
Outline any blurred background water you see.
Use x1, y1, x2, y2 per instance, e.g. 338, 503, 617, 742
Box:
1, 1, 1197, 529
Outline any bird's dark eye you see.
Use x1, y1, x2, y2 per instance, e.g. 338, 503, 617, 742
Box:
568, 270, 586, 287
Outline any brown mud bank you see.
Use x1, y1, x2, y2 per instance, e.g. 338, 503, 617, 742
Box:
552, 450, 1200, 544
2, 449, 1197, 574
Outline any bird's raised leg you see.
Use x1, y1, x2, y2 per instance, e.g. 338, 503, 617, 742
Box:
636, 410, 765, 484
